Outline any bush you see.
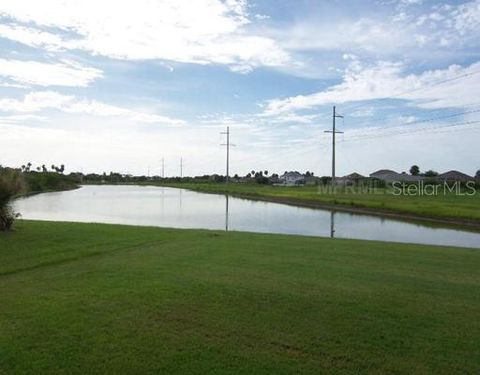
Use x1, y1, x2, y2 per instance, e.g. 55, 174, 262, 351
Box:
23, 171, 79, 192
0, 169, 25, 231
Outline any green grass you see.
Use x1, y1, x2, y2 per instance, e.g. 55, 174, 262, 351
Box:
1, 221, 479, 374
157, 182, 480, 223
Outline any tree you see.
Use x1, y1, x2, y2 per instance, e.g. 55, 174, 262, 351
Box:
59, 164, 65, 174
424, 170, 438, 177
476, 170, 480, 179
264, 170, 268, 176
42, 164, 47, 173
410, 165, 420, 176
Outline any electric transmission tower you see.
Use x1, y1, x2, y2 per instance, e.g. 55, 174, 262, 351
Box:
324, 106, 344, 187
220, 126, 235, 184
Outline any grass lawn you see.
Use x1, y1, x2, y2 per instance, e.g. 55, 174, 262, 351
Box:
1, 220, 479, 374
156, 182, 480, 224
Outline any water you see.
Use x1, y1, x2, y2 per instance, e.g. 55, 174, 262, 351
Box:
13, 185, 480, 249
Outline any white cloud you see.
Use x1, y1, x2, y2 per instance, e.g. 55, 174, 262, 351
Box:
263, 60, 480, 115
0, 23, 67, 51
0, 0, 292, 72
0, 91, 73, 112
0, 91, 184, 125
0, 58, 103, 87
270, 0, 480, 69
0, 114, 46, 122
451, 0, 480, 34
64, 99, 185, 125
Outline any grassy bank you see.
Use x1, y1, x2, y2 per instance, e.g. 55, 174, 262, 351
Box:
1, 220, 479, 374
156, 182, 480, 225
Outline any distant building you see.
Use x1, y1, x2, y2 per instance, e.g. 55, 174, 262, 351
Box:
370, 169, 423, 183
437, 170, 474, 182
369, 169, 402, 182
337, 172, 364, 185
279, 171, 305, 185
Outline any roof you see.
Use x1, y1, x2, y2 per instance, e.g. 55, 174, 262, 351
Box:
281, 171, 304, 178
369, 169, 424, 182
369, 169, 398, 177
343, 172, 364, 179
437, 170, 473, 181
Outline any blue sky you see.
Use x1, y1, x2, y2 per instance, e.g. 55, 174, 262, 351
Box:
0, 0, 479, 176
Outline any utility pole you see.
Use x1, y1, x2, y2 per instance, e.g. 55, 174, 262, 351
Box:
221, 126, 235, 184
162, 158, 165, 178
180, 157, 183, 178
324, 106, 344, 187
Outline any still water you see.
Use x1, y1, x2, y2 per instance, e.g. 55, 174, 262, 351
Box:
14, 185, 480, 248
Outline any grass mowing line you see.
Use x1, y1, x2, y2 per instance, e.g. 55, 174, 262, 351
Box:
0, 238, 167, 277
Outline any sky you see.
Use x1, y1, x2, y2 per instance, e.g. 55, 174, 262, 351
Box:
0, 0, 479, 177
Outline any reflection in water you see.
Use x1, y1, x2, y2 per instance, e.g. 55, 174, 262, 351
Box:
13, 185, 480, 249
225, 195, 229, 232
330, 211, 335, 239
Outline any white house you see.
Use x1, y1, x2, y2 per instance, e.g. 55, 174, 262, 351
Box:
279, 171, 305, 185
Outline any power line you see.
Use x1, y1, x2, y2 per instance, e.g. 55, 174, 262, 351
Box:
341, 119, 480, 143
345, 102, 480, 127
340, 68, 480, 116
344, 108, 480, 136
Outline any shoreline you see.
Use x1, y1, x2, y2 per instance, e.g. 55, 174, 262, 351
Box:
155, 183, 480, 231
26, 182, 480, 232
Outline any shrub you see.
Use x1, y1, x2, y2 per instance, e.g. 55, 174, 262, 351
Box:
0, 169, 25, 231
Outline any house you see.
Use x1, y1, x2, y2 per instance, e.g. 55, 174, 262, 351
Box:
437, 170, 474, 182
369, 169, 401, 182
370, 169, 423, 183
279, 171, 305, 185
337, 172, 364, 185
